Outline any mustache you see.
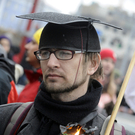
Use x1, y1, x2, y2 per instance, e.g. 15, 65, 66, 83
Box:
45, 69, 65, 78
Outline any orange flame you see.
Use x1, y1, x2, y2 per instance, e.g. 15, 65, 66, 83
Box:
74, 127, 82, 135
75, 130, 80, 135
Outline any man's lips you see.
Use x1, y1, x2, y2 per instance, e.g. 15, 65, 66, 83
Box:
46, 74, 63, 79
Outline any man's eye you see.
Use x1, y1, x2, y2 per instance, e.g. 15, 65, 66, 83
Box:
59, 51, 71, 55
41, 51, 48, 56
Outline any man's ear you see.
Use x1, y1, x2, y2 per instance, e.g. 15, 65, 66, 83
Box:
87, 54, 101, 75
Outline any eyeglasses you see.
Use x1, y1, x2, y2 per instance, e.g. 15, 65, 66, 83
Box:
34, 49, 83, 60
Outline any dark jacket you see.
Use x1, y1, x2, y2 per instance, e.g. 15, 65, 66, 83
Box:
0, 80, 134, 135
0, 53, 18, 104
0, 103, 106, 135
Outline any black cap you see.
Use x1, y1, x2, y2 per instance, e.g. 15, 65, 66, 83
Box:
17, 12, 122, 52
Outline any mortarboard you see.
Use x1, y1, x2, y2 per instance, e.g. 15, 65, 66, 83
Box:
16, 12, 122, 52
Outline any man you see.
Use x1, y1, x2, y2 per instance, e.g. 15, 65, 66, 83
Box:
0, 12, 133, 135
17, 28, 43, 102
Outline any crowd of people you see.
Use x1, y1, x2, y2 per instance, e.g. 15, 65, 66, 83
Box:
0, 12, 135, 134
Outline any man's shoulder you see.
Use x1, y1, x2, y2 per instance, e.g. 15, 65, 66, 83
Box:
0, 102, 22, 109
0, 103, 22, 120
0, 103, 22, 135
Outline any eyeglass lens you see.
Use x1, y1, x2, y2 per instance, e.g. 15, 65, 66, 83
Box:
38, 50, 73, 60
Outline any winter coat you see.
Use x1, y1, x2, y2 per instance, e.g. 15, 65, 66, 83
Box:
0, 103, 106, 135
17, 68, 42, 102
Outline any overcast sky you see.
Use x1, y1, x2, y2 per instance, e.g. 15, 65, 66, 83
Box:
45, 0, 135, 15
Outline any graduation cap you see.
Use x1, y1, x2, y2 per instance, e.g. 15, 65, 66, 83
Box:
16, 12, 122, 52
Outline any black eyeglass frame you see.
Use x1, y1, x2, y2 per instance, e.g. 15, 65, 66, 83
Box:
34, 49, 83, 60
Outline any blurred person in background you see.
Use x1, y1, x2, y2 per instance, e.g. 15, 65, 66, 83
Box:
112, 65, 134, 114
0, 44, 18, 104
17, 28, 43, 102
0, 35, 24, 94
17, 38, 33, 86
114, 69, 122, 91
98, 48, 117, 116
0, 35, 14, 60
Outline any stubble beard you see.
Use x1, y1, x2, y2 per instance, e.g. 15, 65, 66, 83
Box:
43, 63, 88, 94
43, 73, 87, 94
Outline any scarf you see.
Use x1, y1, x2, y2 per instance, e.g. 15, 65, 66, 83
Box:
34, 79, 102, 126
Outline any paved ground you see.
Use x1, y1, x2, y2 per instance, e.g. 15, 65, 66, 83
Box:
116, 112, 135, 133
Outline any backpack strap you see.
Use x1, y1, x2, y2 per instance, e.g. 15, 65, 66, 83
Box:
4, 102, 33, 135
100, 115, 126, 135
79, 110, 98, 125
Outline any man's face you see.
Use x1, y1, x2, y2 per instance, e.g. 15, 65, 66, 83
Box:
25, 39, 39, 67
40, 50, 90, 94
101, 58, 115, 76
0, 38, 10, 53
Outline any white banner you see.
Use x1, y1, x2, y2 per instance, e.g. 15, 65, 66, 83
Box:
125, 65, 135, 112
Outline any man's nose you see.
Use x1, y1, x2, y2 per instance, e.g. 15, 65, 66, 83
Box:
47, 53, 60, 68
